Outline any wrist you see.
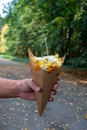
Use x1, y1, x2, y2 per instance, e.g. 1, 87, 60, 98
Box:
15, 80, 21, 98
9, 80, 20, 98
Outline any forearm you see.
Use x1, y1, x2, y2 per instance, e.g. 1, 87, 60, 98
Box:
0, 78, 19, 98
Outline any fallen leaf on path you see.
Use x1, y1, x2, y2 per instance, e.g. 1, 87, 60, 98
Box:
84, 114, 87, 120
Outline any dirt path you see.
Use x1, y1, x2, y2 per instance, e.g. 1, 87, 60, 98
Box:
0, 59, 87, 130
0, 58, 22, 65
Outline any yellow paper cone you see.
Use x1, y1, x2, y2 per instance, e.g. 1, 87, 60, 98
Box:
28, 49, 65, 116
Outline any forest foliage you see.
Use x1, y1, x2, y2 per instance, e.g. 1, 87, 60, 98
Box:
0, 17, 8, 53
0, 0, 87, 68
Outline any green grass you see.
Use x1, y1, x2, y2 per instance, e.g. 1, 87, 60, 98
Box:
0, 54, 29, 63
0, 54, 15, 60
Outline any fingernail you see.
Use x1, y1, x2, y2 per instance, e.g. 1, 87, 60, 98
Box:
54, 84, 58, 90
36, 87, 41, 92
49, 97, 54, 102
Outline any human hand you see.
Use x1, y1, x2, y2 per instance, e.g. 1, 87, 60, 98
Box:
18, 77, 59, 101
49, 76, 59, 102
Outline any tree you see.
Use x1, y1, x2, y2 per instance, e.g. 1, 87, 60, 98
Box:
4, 0, 87, 67
0, 23, 8, 53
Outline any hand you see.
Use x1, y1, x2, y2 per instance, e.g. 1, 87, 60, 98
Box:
18, 78, 59, 101
49, 76, 59, 102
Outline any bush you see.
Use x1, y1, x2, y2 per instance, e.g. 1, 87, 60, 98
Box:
65, 57, 87, 68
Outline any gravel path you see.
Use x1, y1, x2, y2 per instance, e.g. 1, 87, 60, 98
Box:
0, 58, 87, 130
0, 58, 21, 65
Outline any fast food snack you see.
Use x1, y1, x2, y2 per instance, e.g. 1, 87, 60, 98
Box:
28, 49, 65, 115
31, 54, 63, 72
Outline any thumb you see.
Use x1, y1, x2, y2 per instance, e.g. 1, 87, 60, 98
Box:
29, 79, 41, 92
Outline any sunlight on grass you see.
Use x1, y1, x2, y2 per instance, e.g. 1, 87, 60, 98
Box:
0, 54, 14, 60
0, 54, 29, 63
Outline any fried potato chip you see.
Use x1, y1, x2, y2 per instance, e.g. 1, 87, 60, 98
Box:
31, 54, 63, 72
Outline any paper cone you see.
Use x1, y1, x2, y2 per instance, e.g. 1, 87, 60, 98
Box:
28, 49, 65, 116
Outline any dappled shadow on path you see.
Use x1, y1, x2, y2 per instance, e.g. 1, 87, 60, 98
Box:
61, 68, 87, 87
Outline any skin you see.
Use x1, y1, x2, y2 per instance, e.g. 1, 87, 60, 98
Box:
0, 78, 59, 101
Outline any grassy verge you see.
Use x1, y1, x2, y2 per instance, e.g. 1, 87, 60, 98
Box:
0, 54, 29, 63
